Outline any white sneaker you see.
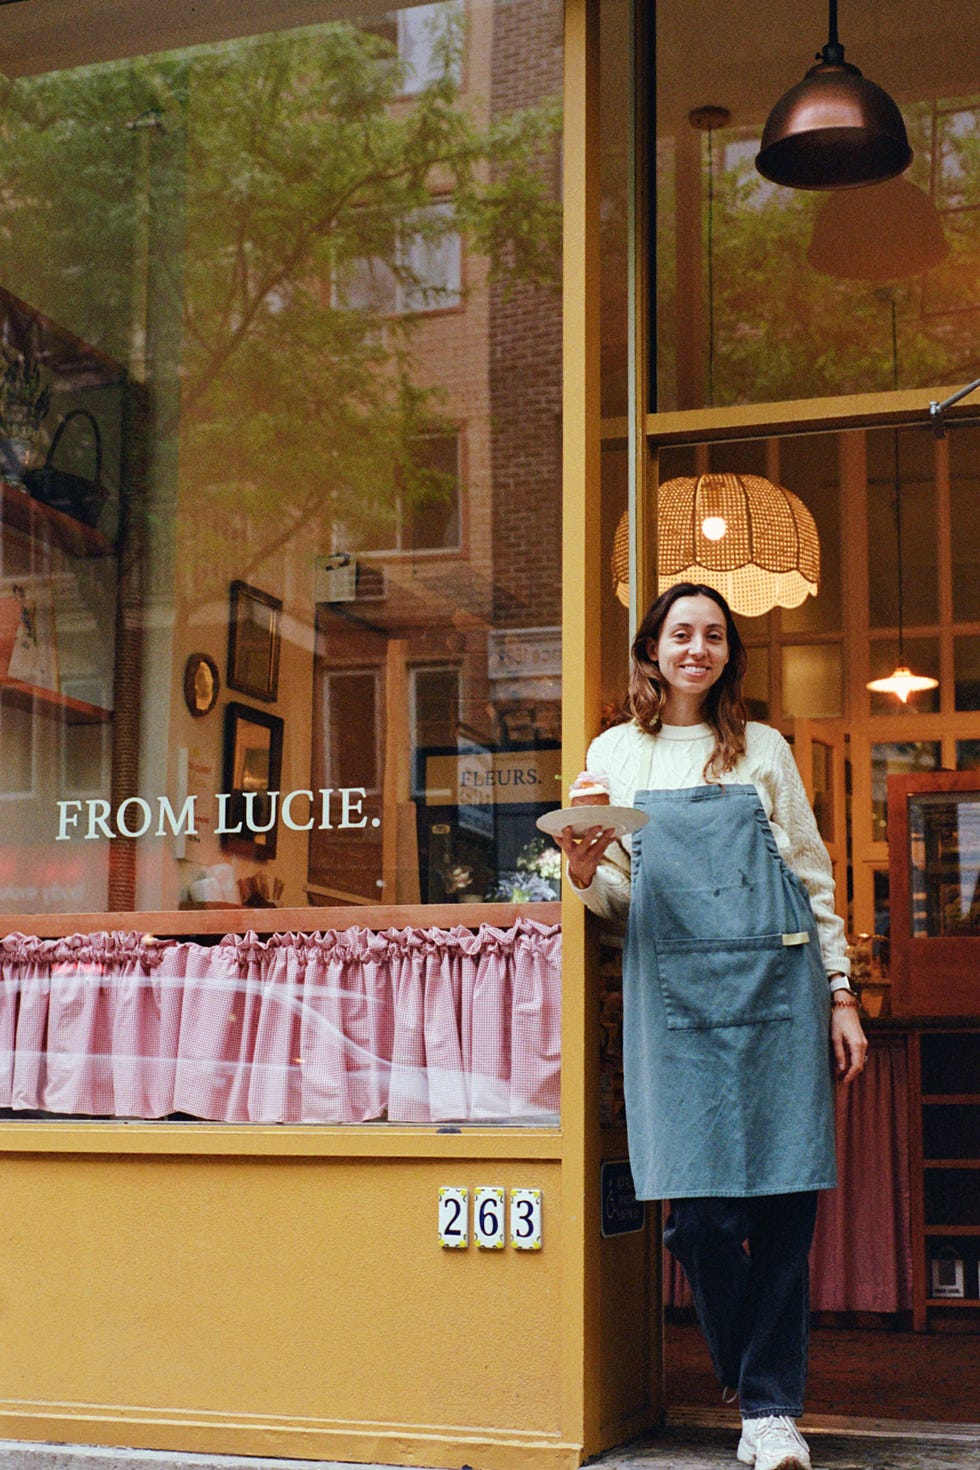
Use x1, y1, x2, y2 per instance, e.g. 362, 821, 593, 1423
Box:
737, 1414, 812, 1470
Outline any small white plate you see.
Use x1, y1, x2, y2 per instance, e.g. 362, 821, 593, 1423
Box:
535, 804, 649, 839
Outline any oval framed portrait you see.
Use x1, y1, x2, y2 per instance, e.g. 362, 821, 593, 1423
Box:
184, 652, 220, 717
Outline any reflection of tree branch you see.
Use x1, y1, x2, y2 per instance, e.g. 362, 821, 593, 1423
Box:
180, 147, 479, 417
160, 20, 561, 590
234, 493, 326, 589
182, 180, 375, 414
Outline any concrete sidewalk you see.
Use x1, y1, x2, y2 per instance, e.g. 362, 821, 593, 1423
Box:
590, 1415, 980, 1469
0, 1418, 977, 1470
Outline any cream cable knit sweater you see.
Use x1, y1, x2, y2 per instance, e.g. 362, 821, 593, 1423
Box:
568, 719, 851, 980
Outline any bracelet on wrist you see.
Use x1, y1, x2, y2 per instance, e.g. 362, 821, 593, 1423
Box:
831, 992, 860, 1010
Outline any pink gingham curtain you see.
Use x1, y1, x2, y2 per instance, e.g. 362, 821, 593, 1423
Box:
0, 921, 561, 1125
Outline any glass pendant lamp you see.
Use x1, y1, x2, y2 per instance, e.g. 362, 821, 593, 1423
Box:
866, 296, 938, 703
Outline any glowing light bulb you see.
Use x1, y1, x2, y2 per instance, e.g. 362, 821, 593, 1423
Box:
700, 515, 727, 542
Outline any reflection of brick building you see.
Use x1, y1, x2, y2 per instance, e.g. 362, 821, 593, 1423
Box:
309, 0, 564, 904
488, 0, 563, 746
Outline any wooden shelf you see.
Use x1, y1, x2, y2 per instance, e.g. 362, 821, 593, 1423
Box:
0, 901, 562, 940
0, 478, 112, 557
907, 1027, 980, 1331
0, 676, 111, 724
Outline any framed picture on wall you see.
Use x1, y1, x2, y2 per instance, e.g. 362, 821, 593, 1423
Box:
221, 702, 284, 859
227, 580, 281, 702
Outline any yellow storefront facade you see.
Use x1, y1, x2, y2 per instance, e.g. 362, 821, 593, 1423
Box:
0, 3, 977, 1467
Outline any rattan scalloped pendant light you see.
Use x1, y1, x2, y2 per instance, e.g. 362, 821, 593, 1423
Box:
661, 472, 819, 615
612, 474, 820, 617
613, 108, 821, 618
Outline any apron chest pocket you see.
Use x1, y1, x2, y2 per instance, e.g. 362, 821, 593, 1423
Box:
656, 933, 794, 1030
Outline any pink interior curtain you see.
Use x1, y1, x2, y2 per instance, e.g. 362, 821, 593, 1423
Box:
810, 1034, 912, 1312
0, 920, 561, 1126
665, 1034, 912, 1314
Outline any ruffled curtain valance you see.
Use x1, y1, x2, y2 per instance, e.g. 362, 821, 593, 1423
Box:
0, 920, 561, 1126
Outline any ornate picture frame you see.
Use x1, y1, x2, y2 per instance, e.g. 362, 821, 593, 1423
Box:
227, 580, 282, 702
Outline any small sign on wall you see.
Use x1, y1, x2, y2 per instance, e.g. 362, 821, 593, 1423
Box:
930, 1247, 965, 1298
424, 749, 562, 810
437, 1186, 544, 1251
600, 1160, 645, 1239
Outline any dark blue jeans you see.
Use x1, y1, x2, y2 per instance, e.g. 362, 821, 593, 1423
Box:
664, 1190, 819, 1418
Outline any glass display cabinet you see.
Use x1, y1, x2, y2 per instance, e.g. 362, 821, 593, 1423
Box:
907, 1027, 980, 1329
888, 771, 980, 1017
890, 772, 980, 1330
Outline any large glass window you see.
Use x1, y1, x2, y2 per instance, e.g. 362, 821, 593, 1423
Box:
654, 3, 980, 411
645, 2, 980, 972
0, 0, 563, 1126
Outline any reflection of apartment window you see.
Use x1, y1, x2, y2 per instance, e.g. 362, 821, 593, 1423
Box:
406, 431, 461, 550
411, 665, 461, 797
412, 666, 461, 748
337, 202, 461, 315
933, 102, 980, 211
325, 670, 381, 793
338, 430, 462, 554
922, 101, 980, 319
364, 2, 464, 97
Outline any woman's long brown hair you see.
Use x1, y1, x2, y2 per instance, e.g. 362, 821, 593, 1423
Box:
627, 582, 748, 779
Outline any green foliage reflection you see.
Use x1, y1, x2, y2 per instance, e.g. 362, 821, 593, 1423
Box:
0, 11, 561, 568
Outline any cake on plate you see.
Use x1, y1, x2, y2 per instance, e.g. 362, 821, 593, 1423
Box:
569, 770, 611, 807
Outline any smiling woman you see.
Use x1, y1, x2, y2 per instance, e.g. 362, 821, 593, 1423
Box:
556, 577, 865, 1469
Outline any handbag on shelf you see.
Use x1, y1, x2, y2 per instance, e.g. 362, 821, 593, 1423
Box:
23, 408, 106, 529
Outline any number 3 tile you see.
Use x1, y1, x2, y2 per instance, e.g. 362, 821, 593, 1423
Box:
510, 1188, 542, 1250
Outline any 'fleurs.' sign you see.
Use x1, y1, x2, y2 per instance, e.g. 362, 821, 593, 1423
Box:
56, 788, 377, 841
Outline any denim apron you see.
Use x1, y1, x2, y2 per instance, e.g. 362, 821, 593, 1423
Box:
622, 783, 836, 1200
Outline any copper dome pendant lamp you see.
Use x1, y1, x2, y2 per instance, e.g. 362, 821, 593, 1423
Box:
756, 0, 912, 190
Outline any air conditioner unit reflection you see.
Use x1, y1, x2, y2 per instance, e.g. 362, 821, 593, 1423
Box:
314, 555, 387, 604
